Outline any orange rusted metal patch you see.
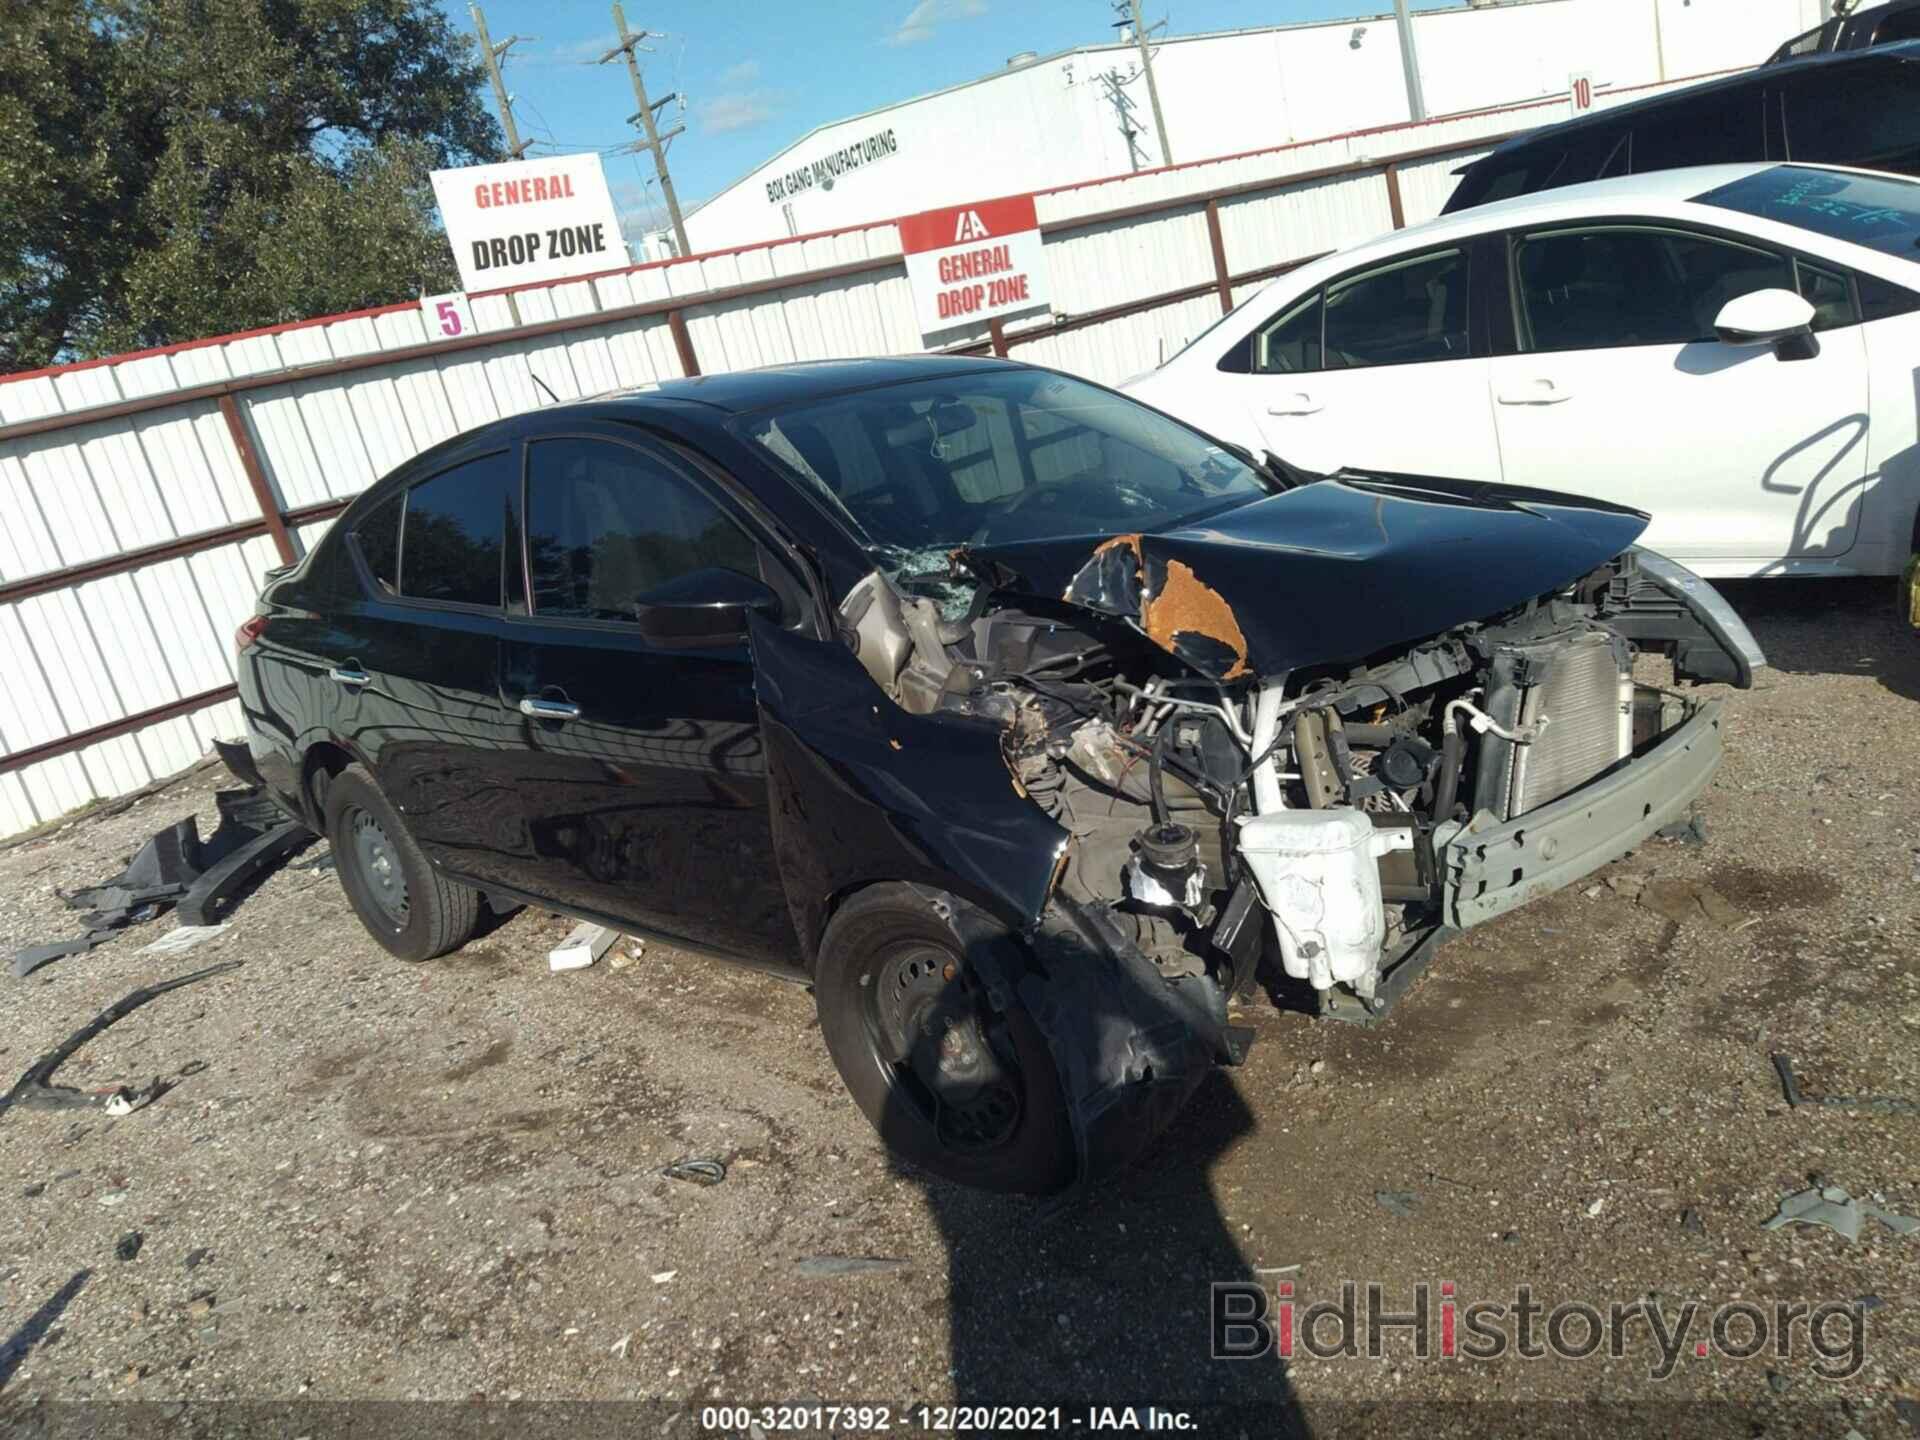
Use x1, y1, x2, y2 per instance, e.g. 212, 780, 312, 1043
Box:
1142, 559, 1252, 680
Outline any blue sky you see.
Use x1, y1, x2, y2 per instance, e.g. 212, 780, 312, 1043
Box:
446, 0, 1463, 228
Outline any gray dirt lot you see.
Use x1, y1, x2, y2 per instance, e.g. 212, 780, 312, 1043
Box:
0, 577, 1915, 1437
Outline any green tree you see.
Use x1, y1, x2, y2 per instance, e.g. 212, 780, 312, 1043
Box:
0, 0, 503, 372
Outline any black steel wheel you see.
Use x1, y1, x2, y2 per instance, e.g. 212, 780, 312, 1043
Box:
323, 762, 480, 962
815, 884, 1073, 1194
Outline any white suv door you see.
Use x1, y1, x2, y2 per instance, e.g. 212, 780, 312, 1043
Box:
1185, 247, 1505, 481
1485, 224, 1870, 568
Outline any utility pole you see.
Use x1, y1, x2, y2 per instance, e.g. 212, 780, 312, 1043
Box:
601, 4, 690, 258
1391, 0, 1428, 122
470, 3, 533, 159
1121, 0, 1174, 166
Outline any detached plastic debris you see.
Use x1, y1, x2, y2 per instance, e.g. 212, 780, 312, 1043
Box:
0, 960, 240, 1121
1762, 1185, 1920, 1244
139, 924, 230, 958
549, 923, 616, 972
793, 1256, 911, 1278
13, 789, 307, 979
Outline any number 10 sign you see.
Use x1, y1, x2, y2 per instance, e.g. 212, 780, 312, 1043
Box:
420, 291, 477, 340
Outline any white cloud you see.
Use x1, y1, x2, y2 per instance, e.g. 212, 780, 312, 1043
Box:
530, 34, 618, 67
696, 62, 781, 135
701, 91, 778, 134
886, 0, 988, 47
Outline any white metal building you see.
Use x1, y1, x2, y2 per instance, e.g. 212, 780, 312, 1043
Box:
651, 0, 1822, 257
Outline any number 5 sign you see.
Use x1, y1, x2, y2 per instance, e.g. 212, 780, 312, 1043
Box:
420, 291, 477, 340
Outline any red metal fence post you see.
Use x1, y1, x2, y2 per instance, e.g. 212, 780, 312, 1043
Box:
218, 394, 295, 566
1206, 199, 1234, 314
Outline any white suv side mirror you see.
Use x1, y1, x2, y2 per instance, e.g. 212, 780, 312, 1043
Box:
1714, 288, 1817, 355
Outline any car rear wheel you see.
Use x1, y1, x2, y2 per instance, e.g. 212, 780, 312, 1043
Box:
814, 884, 1074, 1195
323, 763, 479, 962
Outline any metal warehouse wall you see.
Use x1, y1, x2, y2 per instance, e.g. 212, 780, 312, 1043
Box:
668, 0, 1816, 254
0, 71, 1713, 838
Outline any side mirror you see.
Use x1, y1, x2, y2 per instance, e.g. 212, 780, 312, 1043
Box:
631, 568, 781, 644
1714, 288, 1819, 360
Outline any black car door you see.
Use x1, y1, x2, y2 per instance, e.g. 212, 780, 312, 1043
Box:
324, 448, 527, 891
498, 430, 799, 967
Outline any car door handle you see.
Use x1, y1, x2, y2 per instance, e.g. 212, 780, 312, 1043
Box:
1496, 379, 1574, 405
1266, 393, 1323, 416
328, 665, 371, 687
518, 696, 582, 722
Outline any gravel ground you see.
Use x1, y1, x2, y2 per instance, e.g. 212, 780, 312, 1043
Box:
0, 577, 1914, 1439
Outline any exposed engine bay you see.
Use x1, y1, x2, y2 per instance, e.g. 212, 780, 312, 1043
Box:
838, 547, 1739, 1021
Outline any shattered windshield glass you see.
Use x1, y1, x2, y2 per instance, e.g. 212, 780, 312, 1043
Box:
741, 369, 1271, 610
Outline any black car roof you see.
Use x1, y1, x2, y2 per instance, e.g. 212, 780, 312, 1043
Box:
1470, 39, 1920, 166
586, 354, 1028, 416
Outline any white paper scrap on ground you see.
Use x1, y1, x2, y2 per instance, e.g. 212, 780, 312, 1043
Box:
139, 924, 230, 957
549, 923, 617, 972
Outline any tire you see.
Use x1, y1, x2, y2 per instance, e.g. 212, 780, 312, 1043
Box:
324, 763, 480, 962
814, 884, 1074, 1195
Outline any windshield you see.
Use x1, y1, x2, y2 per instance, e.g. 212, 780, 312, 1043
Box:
741, 368, 1271, 596
1695, 166, 1920, 259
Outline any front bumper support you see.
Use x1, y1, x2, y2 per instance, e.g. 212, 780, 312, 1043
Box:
1441, 699, 1724, 929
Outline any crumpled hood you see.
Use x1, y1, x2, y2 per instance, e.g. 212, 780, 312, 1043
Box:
966, 472, 1650, 679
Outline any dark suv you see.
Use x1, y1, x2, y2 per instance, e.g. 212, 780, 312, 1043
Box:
1769, 0, 1920, 62
235, 356, 1753, 1193
1444, 42, 1920, 213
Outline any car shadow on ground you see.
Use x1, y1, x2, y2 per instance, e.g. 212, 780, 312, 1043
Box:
1714, 576, 1919, 704
0, 1271, 89, 1391
883, 911, 1311, 1440
902, 1071, 1309, 1434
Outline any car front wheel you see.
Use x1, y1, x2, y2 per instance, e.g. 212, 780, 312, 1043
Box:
814, 884, 1074, 1195
323, 763, 480, 962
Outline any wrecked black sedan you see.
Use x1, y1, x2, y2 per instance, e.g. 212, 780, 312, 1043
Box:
234, 356, 1762, 1193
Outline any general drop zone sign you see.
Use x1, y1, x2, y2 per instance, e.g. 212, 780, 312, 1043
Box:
900, 195, 1051, 338
430, 154, 630, 294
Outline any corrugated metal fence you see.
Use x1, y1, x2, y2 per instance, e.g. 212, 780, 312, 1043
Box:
0, 72, 1717, 836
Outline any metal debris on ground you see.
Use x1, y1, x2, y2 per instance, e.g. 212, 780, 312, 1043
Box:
1769, 1054, 1915, 1114
1771, 1053, 1805, 1108
0, 960, 241, 1121
549, 923, 617, 972
1654, 815, 1709, 846
1761, 1185, 1920, 1244
793, 1256, 911, 1277
11, 790, 307, 978
661, 1158, 727, 1187
1374, 1190, 1418, 1218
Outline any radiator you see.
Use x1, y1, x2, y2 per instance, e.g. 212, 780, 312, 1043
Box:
1505, 629, 1632, 815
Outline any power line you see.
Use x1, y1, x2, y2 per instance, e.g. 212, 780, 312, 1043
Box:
470, 3, 535, 159
598, 4, 691, 257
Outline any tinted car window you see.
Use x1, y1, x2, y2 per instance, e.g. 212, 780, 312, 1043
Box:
1252, 294, 1323, 373
1875, 9, 1920, 42
1514, 228, 1791, 352
1630, 91, 1765, 172
1795, 258, 1857, 330
1323, 250, 1468, 368
400, 453, 511, 607
526, 437, 760, 621
353, 494, 401, 596
1783, 67, 1920, 175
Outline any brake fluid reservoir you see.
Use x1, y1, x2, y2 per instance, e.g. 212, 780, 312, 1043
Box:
1236, 809, 1413, 991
